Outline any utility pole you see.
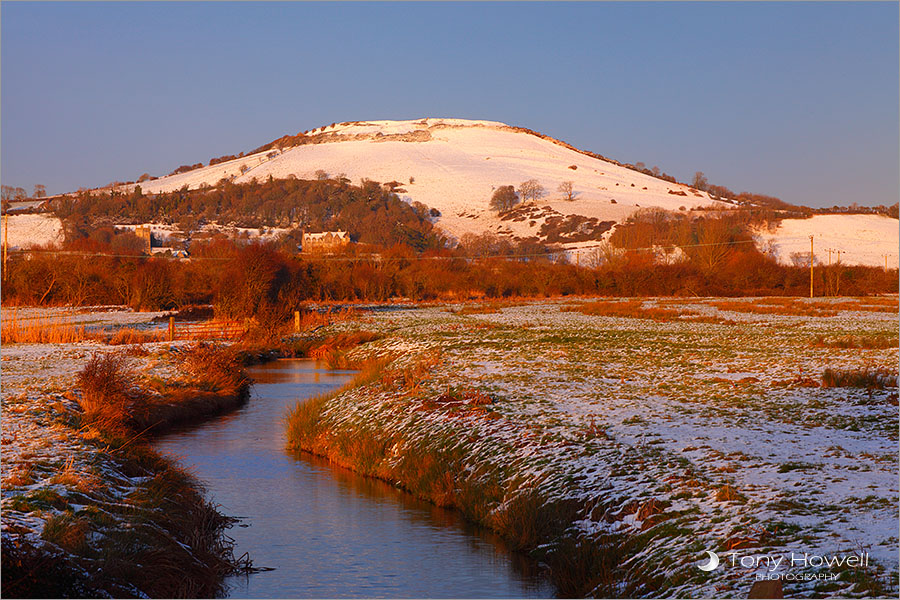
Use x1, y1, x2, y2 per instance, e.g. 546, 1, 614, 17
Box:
827, 248, 832, 267
2, 210, 8, 283
809, 235, 814, 299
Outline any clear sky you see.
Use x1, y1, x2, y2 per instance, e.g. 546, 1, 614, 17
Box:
2, 2, 897, 207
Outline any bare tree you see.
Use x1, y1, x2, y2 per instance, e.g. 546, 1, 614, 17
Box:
691, 171, 709, 191
459, 232, 513, 258
558, 181, 576, 201
690, 216, 733, 272
489, 185, 519, 214
518, 179, 545, 204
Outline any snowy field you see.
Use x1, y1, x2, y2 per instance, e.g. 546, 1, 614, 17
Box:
1, 300, 897, 597
0, 308, 188, 577
314, 298, 899, 597
4, 213, 64, 250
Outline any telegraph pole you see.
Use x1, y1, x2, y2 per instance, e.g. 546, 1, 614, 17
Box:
809, 235, 814, 298
2, 210, 8, 283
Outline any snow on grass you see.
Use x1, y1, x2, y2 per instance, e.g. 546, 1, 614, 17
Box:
1, 309, 201, 564
306, 299, 898, 598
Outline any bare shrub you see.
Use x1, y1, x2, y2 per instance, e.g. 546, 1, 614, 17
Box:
178, 343, 247, 393
77, 353, 139, 430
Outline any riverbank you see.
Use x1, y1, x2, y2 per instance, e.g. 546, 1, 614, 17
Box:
1, 308, 253, 597
286, 297, 898, 598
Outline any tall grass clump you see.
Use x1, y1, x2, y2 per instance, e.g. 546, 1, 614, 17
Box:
179, 342, 248, 393
76, 352, 142, 433
822, 368, 898, 390
292, 331, 382, 360
96, 459, 249, 598
563, 299, 730, 323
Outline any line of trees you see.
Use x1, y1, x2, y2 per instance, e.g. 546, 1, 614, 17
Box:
49, 177, 446, 252
3, 234, 895, 315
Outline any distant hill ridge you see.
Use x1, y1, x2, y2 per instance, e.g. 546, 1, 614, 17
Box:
125, 118, 729, 246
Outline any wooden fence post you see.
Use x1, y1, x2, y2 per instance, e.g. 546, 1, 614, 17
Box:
168, 316, 175, 341
295, 310, 301, 333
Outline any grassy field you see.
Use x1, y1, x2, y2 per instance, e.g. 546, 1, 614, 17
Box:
287, 297, 898, 598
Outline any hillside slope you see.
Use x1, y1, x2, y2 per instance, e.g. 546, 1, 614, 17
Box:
755, 214, 899, 269
131, 118, 726, 246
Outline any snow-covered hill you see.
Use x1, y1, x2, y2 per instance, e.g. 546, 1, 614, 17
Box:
19, 116, 889, 266
131, 118, 726, 245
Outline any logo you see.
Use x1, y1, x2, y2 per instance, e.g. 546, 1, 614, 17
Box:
695, 549, 869, 581
697, 551, 720, 571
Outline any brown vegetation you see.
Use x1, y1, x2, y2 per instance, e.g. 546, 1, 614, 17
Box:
4, 345, 254, 599
76, 345, 249, 436
822, 368, 897, 390
812, 334, 898, 349
563, 299, 730, 324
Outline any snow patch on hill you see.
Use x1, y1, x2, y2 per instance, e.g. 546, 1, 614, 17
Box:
755, 215, 898, 269
5, 214, 64, 249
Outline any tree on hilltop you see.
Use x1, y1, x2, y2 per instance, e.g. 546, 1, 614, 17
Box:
692, 171, 709, 191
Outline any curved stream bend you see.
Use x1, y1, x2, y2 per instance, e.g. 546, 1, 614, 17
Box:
155, 358, 554, 598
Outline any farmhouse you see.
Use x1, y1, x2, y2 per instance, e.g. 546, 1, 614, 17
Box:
301, 231, 351, 253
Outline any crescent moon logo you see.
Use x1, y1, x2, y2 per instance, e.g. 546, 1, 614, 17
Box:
698, 551, 720, 571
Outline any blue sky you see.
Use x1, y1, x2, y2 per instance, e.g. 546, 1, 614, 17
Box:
2, 2, 897, 207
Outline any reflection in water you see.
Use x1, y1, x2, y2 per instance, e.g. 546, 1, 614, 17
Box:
155, 359, 554, 599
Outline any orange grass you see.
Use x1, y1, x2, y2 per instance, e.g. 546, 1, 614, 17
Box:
296, 307, 361, 331
564, 300, 681, 321
812, 334, 898, 349
450, 301, 525, 315
564, 299, 731, 324
1, 311, 90, 344
709, 299, 838, 317
1, 309, 167, 345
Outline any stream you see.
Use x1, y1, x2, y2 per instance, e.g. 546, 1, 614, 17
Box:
155, 358, 554, 598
